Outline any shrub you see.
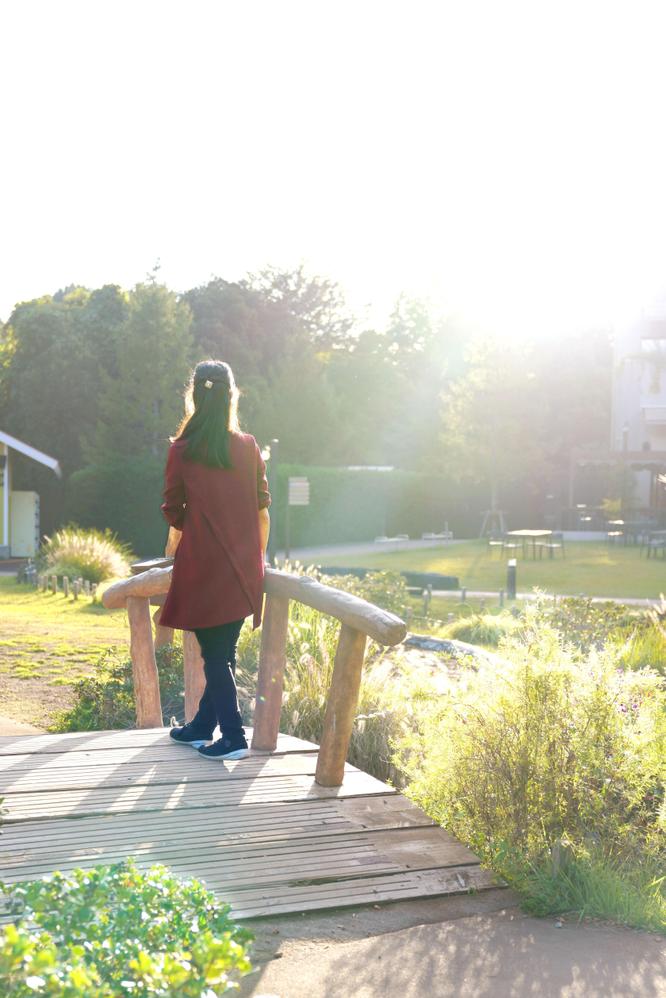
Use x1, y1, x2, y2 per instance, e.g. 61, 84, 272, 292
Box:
612, 625, 666, 677
40, 526, 132, 583
0, 858, 251, 996
55, 645, 186, 732
66, 457, 166, 557
313, 568, 410, 618
397, 645, 666, 862
443, 612, 517, 647
528, 596, 638, 654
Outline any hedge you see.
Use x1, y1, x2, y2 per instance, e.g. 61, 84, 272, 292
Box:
65, 457, 536, 556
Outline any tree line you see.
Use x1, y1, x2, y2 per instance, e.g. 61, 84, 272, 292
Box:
0, 267, 612, 535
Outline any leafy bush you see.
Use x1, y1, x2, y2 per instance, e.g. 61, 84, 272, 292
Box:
397, 634, 666, 865
66, 457, 166, 557
55, 645, 186, 732
528, 595, 638, 654
612, 625, 666, 677
40, 526, 132, 583
325, 569, 409, 617
0, 859, 251, 996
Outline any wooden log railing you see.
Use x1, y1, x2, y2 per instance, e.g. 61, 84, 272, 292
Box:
102, 566, 407, 786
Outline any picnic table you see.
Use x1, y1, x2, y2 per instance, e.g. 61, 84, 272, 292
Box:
506, 529, 553, 558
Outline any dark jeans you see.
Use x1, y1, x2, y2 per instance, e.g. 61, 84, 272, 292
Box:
191, 619, 245, 740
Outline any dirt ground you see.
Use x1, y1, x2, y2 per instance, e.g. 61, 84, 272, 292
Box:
239, 893, 666, 998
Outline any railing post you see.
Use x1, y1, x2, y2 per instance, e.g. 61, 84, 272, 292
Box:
251, 594, 290, 751
152, 602, 174, 650
127, 596, 163, 728
315, 624, 367, 787
182, 631, 206, 723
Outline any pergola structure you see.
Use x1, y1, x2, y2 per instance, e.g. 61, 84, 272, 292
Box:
568, 447, 666, 512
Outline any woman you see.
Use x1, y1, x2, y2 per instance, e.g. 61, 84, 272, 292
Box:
160, 359, 270, 760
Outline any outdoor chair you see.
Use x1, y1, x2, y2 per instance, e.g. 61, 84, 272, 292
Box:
646, 534, 666, 559
487, 533, 504, 556
535, 532, 565, 559
501, 536, 522, 556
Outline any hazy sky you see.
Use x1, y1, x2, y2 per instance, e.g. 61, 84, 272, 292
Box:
2, 0, 666, 337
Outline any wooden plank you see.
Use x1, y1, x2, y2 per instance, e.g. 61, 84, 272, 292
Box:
0, 728, 318, 756
2, 770, 395, 821
2, 752, 337, 794
0, 745, 321, 775
0, 796, 432, 851
0, 865, 500, 924
227, 866, 498, 919
1, 823, 466, 882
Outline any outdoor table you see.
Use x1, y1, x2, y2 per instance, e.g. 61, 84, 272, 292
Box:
506, 529, 552, 559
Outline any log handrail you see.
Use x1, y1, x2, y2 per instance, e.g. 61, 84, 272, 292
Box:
102, 565, 407, 786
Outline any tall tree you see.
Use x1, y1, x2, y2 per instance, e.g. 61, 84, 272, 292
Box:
440, 340, 547, 515
245, 265, 354, 348
89, 282, 193, 459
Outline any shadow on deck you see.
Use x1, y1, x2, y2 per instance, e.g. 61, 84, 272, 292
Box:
0, 727, 498, 920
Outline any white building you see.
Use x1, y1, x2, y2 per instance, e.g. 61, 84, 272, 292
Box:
569, 307, 666, 517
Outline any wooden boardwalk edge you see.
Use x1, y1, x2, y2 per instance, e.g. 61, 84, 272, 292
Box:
0, 727, 502, 920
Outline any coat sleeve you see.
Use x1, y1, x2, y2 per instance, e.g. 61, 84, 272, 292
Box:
161, 445, 187, 529
255, 440, 271, 510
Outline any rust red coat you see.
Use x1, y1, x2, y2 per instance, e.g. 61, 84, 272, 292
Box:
159, 433, 271, 631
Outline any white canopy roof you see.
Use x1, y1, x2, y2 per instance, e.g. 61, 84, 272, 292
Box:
0, 430, 62, 477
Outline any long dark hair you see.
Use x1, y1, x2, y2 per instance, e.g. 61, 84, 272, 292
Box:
174, 360, 240, 468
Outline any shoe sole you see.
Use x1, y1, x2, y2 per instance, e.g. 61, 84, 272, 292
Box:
199, 748, 249, 761
170, 735, 211, 748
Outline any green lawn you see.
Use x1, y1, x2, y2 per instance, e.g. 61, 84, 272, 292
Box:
0, 577, 129, 729
319, 540, 666, 600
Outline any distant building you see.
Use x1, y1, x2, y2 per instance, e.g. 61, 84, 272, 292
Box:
610, 309, 666, 507
569, 307, 666, 516
0, 431, 61, 558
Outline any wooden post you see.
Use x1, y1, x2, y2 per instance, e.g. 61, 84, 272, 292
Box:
50, 574, 58, 593
251, 594, 290, 751
152, 605, 174, 650
72, 580, 79, 600
62, 576, 69, 597
127, 596, 163, 728
182, 630, 206, 723
315, 625, 367, 787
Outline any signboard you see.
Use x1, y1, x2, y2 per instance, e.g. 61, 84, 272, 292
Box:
288, 476, 310, 506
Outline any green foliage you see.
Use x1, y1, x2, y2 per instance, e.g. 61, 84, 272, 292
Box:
528, 596, 637, 654
39, 526, 132, 583
65, 456, 166, 557
612, 624, 666, 677
0, 859, 251, 996
272, 464, 486, 548
88, 282, 193, 461
55, 645, 185, 732
397, 633, 666, 863
443, 612, 517, 647
508, 849, 666, 933
317, 569, 410, 617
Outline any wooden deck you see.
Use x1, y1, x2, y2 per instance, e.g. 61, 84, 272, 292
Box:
0, 727, 497, 920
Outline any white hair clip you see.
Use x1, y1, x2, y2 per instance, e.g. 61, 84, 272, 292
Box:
204, 379, 213, 389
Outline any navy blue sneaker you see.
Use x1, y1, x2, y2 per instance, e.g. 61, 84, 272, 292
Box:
198, 735, 249, 760
169, 722, 213, 748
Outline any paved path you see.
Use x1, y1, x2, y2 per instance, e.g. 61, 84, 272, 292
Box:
243, 906, 666, 997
